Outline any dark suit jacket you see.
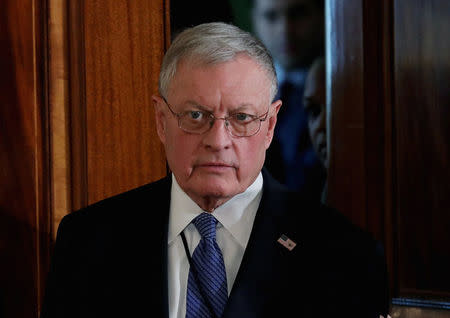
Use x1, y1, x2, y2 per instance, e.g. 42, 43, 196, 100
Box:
41, 169, 389, 318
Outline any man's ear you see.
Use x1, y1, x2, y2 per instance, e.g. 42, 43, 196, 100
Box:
264, 99, 282, 149
152, 95, 167, 145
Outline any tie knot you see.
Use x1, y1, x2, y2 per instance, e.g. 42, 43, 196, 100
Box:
193, 213, 218, 239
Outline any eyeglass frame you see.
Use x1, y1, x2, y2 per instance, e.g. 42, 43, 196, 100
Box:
161, 97, 270, 137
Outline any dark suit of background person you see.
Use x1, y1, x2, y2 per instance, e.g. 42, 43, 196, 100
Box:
40, 22, 389, 318
251, 0, 326, 199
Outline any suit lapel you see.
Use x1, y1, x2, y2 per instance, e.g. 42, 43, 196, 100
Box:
223, 171, 305, 318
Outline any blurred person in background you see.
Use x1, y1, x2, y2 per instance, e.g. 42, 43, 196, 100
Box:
303, 56, 328, 203
251, 0, 326, 200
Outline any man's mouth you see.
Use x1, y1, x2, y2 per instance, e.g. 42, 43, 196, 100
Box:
195, 161, 236, 172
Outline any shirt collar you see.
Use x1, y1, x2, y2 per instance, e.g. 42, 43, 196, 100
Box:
168, 175, 203, 245
168, 173, 263, 248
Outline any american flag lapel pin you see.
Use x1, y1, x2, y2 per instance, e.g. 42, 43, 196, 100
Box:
277, 234, 297, 251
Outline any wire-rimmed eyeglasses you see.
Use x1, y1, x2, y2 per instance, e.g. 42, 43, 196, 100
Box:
162, 97, 269, 137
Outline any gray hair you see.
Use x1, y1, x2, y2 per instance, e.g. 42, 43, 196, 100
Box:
158, 22, 278, 101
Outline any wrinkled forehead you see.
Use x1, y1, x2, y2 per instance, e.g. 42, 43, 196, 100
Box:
175, 52, 269, 77
169, 53, 275, 99
173, 54, 272, 87
168, 55, 273, 107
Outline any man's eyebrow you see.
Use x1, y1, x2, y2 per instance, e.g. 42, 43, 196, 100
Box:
230, 106, 251, 112
184, 101, 259, 113
183, 100, 211, 111
229, 104, 259, 113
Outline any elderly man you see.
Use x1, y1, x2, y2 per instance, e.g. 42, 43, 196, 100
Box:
41, 22, 389, 318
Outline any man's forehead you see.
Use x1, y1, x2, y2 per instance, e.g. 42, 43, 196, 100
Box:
170, 55, 271, 90
176, 53, 255, 71
164, 54, 273, 110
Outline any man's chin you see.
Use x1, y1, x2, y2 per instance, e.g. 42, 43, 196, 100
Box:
196, 182, 235, 198
183, 171, 245, 204
186, 185, 237, 211
191, 179, 240, 198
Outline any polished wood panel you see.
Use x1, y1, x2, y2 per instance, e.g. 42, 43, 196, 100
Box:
0, 0, 50, 317
48, 0, 71, 239
393, 0, 450, 300
326, 0, 450, 312
326, 0, 397, 298
360, 0, 397, 297
1, 1, 169, 316
326, 0, 367, 228
68, 0, 89, 212
83, 0, 167, 204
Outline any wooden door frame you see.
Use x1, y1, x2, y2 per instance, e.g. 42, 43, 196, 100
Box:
326, 0, 450, 311
325, 0, 396, 303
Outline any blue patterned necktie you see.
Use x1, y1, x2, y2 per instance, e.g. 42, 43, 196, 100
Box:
186, 212, 228, 318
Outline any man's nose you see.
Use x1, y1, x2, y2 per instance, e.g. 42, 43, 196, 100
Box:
202, 118, 232, 150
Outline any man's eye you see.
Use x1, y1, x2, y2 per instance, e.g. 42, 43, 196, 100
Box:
234, 113, 253, 122
188, 111, 204, 120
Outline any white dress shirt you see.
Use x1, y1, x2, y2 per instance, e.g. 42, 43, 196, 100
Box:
167, 173, 263, 318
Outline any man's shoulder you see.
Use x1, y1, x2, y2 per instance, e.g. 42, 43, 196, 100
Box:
59, 175, 171, 230
264, 180, 383, 258
262, 168, 378, 244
